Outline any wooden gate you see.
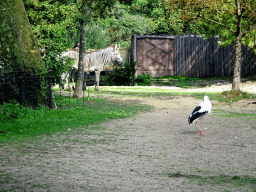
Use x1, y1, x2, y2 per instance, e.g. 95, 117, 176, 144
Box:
133, 35, 174, 77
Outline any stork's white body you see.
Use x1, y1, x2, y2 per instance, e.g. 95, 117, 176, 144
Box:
188, 96, 212, 135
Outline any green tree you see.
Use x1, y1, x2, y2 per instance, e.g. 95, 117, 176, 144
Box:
23, 0, 79, 49
130, 0, 169, 34
0, 0, 45, 72
165, 0, 256, 90
86, 23, 112, 49
128, 0, 198, 35
101, 2, 154, 48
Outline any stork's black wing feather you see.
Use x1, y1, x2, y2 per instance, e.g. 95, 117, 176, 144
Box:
188, 105, 207, 124
188, 111, 207, 124
191, 106, 201, 114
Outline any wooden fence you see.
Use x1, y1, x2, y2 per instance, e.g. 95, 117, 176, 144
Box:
131, 34, 256, 78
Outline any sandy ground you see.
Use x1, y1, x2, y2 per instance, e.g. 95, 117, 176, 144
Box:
1, 83, 256, 191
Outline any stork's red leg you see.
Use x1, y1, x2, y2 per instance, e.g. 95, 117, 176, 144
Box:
199, 129, 204, 136
199, 118, 205, 136
201, 118, 203, 126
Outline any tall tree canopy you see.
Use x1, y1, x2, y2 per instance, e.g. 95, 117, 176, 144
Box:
23, 0, 198, 51
164, 0, 256, 90
99, 2, 154, 48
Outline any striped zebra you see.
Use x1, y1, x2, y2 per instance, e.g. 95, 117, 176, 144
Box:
61, 44, 123, 91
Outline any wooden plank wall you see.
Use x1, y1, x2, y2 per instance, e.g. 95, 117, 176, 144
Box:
173, 35, 256, 78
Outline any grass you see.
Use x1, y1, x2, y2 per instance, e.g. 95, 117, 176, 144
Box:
96, 86, 256, 103
59, 75, 256, 102
152, 75, 212, 88
0, 95, 153, 143
152, 75, 255, 88
152, 75, 235, 88
98, 86, 209, 97
168, 172, 256, 188
214, 109, 256, 123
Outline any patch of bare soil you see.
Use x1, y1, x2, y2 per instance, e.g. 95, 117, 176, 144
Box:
1, 84, 256, 191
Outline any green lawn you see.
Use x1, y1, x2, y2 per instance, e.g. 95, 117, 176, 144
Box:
96, 86, 256, 102
151, 75, 255, 88
0, 95, 152, 143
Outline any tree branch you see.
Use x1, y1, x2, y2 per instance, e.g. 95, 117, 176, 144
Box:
201, 16, 236, 33
242, 25, 256, 37
190, 9, 237, 33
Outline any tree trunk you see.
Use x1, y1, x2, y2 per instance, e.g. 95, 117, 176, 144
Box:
232, 0, 242, 91
73, 23, 87, 98
232, 36, 242, 90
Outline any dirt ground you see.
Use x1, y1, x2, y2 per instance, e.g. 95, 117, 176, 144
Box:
1, 83, 256, 191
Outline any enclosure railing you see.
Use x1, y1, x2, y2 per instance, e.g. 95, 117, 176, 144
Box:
0, 71, 53, 108
0, 71, 101, 119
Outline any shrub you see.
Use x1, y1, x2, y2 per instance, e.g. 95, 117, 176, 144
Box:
136, 72, 152, 86
0, 100, 31, 122
220, 90, 252, 102
104, 61, 136, 86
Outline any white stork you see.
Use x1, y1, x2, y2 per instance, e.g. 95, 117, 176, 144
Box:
188, 96, 212, 136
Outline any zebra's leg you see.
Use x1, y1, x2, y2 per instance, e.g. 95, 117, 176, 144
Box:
95, 70, 100, 91
61, 70, 71, 91
60, 72, 66, 89
71, 76, 75, 90
71, 68, 76, 90
83, 72, 88, 91
68, 72, 72, 91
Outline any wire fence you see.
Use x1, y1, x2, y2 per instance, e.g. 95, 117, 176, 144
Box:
0, 71, 49, 107
0, 71, 102, 118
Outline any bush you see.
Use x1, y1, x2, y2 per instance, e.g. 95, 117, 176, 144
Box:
136, 72, 152, 86
220, 90, 252, 102
104, 61, 136, 86
0, 100, 31, 122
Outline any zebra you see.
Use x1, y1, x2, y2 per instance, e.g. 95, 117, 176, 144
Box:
61, 44, 123, 91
